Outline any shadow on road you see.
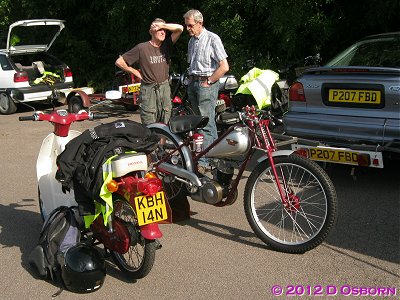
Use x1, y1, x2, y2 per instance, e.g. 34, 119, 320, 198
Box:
326, 161, 400, 265
0, 199, 142, 285
178, 159, 400, 266
0, 200, 41, 273
183, 216, 270, 250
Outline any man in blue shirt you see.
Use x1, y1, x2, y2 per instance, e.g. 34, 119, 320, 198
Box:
183, 9, 229, 172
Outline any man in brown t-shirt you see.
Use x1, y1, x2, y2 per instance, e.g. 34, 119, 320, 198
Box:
115, 19, 183, 125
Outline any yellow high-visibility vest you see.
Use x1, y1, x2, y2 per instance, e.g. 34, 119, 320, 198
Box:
236, 67, 279, 109
83, 151, 137, 228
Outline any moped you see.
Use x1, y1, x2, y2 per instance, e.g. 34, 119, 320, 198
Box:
20, 75, 167, 279
148, 105, 338, 253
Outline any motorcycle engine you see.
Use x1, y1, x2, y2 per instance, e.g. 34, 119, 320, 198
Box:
190, 177, 223, 205
192, 163, 234, 205
201, 177, 223, 204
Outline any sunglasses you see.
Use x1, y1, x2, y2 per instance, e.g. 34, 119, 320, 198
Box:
185, 22, 198, 29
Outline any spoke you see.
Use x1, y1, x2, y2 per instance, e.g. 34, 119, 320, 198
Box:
114, 200, 145, 271
252, 161, 329, 245
255, 203, 282, 223
129, 246, 142, 268
284, 210, 311, 239
286, 203, 324, 236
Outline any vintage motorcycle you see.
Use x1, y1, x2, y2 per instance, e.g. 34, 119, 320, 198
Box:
20, 76, 167, 279
169, 70, 287, 135
148, 106, 338, 253
169, 72, 238, 117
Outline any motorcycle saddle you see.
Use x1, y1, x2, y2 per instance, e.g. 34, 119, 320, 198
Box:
169, 115, 209, 134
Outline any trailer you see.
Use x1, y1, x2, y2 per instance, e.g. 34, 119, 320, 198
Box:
65, 71, 140, 113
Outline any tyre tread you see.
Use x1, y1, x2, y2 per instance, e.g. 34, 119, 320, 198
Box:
244, 154, 337, 253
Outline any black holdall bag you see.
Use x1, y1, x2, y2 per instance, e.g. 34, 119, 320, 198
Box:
56, 119, 160, 215
28, 206, 82, 281
29, 206, 106, 294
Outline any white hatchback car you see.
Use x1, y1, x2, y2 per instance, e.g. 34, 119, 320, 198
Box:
0, 19, 77, 114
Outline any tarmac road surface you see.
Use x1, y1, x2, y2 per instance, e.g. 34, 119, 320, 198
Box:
0, 103, 398, 299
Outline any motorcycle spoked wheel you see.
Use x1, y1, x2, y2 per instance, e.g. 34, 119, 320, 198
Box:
111, 197, 157, 279
244, 154, 337, 253
149, 127, 188, 204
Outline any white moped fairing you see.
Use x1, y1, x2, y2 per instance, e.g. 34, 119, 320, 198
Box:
37, 129, 80, 220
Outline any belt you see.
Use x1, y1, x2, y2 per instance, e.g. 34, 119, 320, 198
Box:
189, 75, 208, 81
141, 79, 169, 86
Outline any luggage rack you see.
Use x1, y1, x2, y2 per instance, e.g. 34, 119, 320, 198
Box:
271, 133, 299, 148
270, 133, 329, 149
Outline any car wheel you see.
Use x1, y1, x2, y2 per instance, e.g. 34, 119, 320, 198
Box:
68, 95, 83, 113
0, 92, 17, 115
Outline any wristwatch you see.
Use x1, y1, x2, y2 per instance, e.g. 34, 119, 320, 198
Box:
207, 78, 213, 85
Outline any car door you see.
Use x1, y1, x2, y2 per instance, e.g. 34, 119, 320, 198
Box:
6, 19, 65, 55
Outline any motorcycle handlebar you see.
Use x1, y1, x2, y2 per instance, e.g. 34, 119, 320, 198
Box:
19, 115, 35, 121
18, 111, 109, 123
92, 113, 110, 119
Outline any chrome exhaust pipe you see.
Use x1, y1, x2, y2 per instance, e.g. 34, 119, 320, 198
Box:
159, 162, 202, 187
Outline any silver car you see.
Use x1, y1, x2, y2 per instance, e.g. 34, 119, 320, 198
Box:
283, 32, 400, 168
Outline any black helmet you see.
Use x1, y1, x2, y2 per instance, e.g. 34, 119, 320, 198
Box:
61, 244, 106, 293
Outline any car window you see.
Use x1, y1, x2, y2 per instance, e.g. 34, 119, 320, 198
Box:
0, 54, 13, 70
349, 40, 400, 67
326, 35, 400, 68
9, 25, 60, 48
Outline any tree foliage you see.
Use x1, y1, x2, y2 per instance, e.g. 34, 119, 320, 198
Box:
0, 0, 398, 90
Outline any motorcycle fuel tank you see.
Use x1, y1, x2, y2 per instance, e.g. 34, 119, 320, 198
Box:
205, 126, 251, 158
